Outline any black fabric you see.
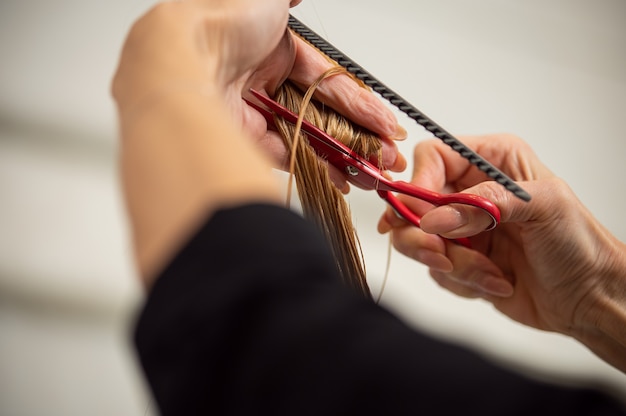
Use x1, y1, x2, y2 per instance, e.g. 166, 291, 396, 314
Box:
135, 204, 625, 415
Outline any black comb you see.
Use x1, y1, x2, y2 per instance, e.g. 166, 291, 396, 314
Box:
288, 15, 531, 202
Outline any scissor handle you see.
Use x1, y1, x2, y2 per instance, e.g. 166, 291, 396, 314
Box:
379, 191, 473, 248
378, 181, 500, 249
379, 179, 500, 228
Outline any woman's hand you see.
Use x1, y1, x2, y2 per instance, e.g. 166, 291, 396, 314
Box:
378, 134, 626, 371
112, 1, 291, 111
112, 0, 301, 283
112, 0, 406, 191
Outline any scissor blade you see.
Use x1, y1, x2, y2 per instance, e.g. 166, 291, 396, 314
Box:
248, 90, 346, 154
247, 89, 384, 190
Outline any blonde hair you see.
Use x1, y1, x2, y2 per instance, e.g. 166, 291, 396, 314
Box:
273, 69, 382, 298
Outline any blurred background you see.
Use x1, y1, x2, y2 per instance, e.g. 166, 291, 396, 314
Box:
1, 0, 625, 414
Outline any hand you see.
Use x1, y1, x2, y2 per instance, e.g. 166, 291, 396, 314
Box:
112, 0, 295, 115
112, 0, 406, 190
378, 134, 626, 348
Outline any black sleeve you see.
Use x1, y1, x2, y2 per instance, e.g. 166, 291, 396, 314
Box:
134, 204, 625, 416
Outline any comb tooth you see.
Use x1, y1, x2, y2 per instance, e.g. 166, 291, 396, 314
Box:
288, 15, 531, 202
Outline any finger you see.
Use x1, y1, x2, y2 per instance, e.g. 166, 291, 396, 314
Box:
410, 134, 561, 238
430, 270, 514, 300
410, 139, 471, 192
377, 206, 407, 234
420, 204, 496, 239
376, 139, 464, 223
380, 138, 407, 173
381, 219, 453, 272
420, 178, 564, 239
255, 128, 289, 167
328, 166, 350, 193
430, 271, 484, 299
442, 242, 514, 297
380, 207, 513, 297
289, 36, 406, 141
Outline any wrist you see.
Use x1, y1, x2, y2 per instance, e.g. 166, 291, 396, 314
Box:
570, 236, 626, 371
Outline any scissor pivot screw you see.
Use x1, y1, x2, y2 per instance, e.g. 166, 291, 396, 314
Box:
345, 166, 359, 177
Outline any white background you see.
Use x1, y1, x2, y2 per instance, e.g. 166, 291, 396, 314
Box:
1, 0, 625, 414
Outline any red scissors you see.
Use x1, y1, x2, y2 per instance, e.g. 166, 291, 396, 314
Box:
245, 89, 500, 247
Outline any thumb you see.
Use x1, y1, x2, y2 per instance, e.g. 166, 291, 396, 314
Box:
421, 179, 549, 239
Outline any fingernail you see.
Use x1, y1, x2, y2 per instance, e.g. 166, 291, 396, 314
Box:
480, 276, 514, 297
377, 214, 393, 233
392, 153, 407, 172
414, 249, 453, 273
389, 124, 407, 141
378, 222, 391, 234
379, 138, 407, 172
382, 149, 407, 173
421, 206, 467, 235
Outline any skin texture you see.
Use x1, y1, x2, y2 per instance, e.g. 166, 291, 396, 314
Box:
378, 134, 626, 372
